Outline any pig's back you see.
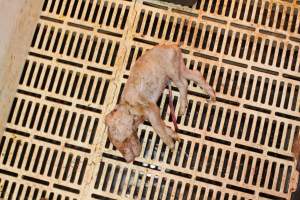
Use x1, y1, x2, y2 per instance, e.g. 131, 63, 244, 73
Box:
122, 45, 177, 104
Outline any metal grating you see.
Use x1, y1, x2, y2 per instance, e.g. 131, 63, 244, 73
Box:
1, 0, 300, 199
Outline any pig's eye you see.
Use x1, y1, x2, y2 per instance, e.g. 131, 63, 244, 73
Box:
112, 108, 117, 113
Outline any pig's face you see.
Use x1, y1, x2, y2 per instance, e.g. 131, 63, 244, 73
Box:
105, 105, 141, 162
105, 106, 134, 143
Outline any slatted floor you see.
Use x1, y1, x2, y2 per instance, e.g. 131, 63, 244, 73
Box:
1, 0, 300, 199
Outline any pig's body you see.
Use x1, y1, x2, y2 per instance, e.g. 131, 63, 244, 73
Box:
105, 44, 216, 162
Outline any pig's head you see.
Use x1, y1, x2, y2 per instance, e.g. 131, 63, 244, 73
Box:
105, 104, 142, 162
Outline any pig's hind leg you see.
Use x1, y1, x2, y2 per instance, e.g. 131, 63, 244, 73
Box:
167, 52, 188, 116
176, 48, 216, 101
171, 78, 188, 116
179, 61, 216, 101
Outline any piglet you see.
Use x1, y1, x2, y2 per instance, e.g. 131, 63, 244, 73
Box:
105, 44, 216, 162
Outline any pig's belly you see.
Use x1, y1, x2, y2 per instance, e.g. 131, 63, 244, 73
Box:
142, 77, 167, 102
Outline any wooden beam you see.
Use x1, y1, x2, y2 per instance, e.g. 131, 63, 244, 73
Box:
0, 0, 43, 135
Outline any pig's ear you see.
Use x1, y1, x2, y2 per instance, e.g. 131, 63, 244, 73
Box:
105, 112, 117, 139
105, 106, 118, 124
105, 111, 114, 128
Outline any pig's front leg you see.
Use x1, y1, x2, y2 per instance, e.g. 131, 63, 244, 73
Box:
143, 100, 180, 149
